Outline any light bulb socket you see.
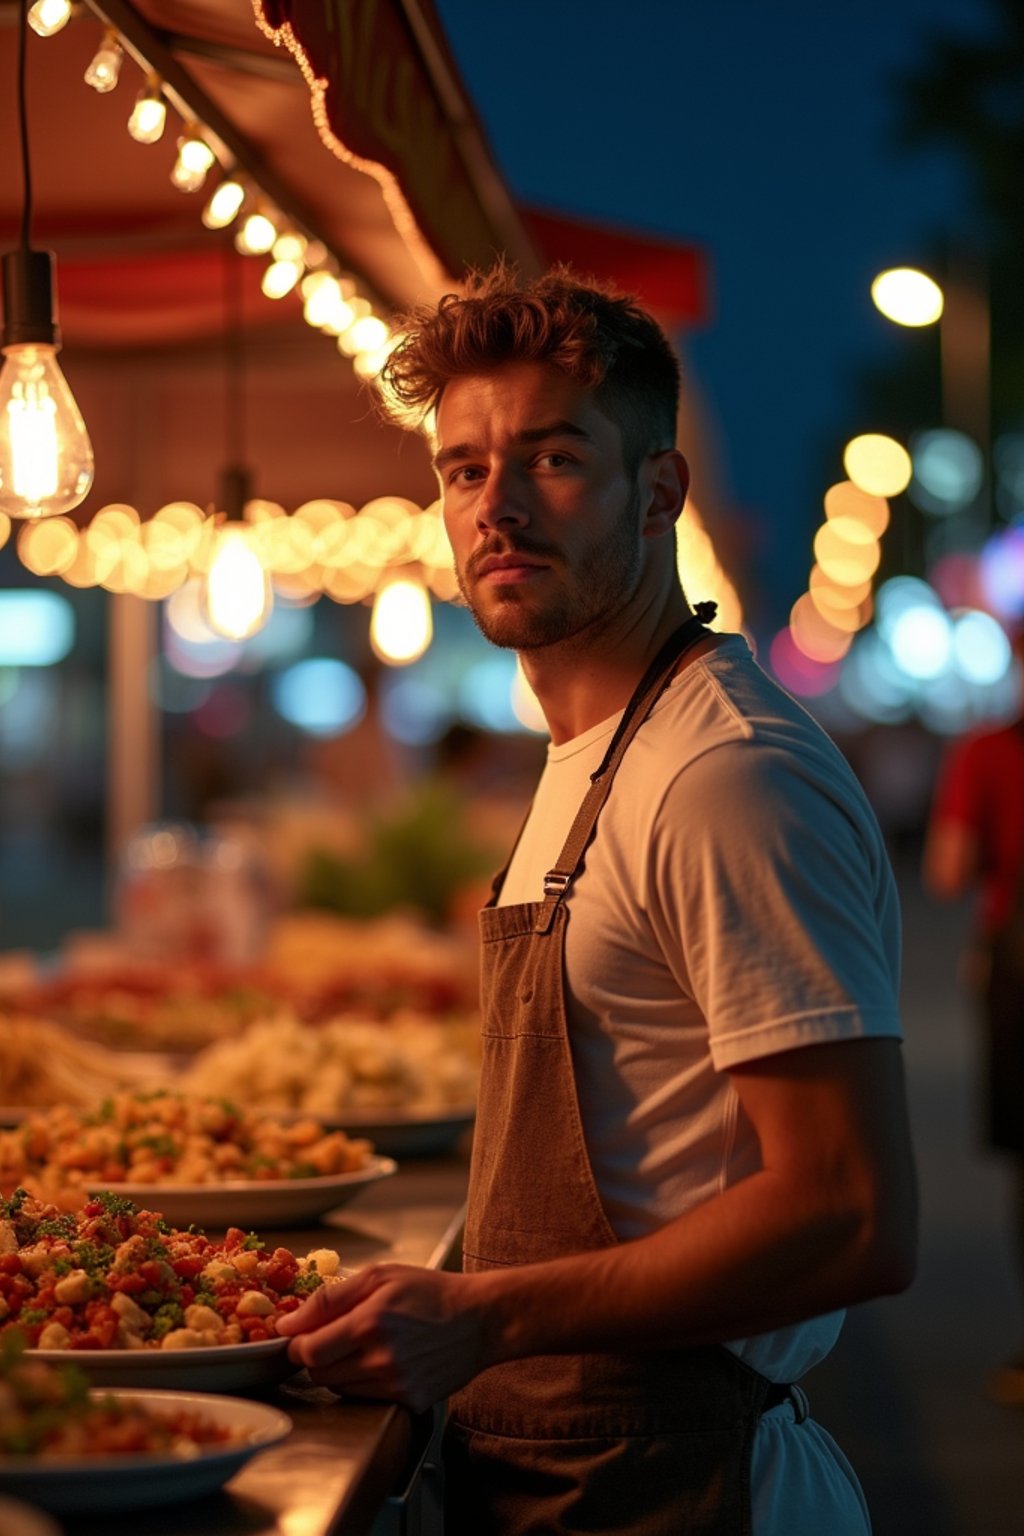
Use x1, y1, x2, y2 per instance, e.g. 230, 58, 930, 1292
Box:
1, 249, 60, 349
218, 464, 252, 522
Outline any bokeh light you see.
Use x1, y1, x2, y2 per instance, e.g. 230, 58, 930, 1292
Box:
843, 435, 911, 498
271, 657, 366, 737
0, 590, 75, 666
950, 609, 1012, 686
909, 429, 984, 515
870, 267, 944, 326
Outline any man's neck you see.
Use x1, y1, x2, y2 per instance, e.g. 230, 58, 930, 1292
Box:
520, 595, 702, 745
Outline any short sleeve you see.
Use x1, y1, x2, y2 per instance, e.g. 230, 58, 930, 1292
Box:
645, 740, 903, 1070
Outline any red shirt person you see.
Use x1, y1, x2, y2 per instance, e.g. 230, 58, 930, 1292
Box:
923, 626, 1024, 1404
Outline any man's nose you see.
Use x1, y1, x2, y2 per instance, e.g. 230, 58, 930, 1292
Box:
475, 465, 529, 531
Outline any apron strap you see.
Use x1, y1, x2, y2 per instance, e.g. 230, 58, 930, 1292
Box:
534, 610, 713, 934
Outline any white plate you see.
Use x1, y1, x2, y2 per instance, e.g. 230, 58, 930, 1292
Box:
0, 1496, 61, 1536
85, 1154, 398, 1227
34, 1336, 294, 1393
321, 1104, 475, 1158
0, 1388, 292, 1512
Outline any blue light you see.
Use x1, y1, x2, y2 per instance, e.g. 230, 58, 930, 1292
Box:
458, 655, 521, 732
380, 674, 453, 745
0, 591, 75, 666
271, 657, 366, 737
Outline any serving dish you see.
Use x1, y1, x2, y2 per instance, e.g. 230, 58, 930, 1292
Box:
33, 1336, 295, 1393
0, 1388, 292, 1512
85, 1155, 397, 1227
316, 1105, 474, 1158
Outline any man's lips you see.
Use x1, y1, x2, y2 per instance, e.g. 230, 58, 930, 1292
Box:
473, 553, 550, 583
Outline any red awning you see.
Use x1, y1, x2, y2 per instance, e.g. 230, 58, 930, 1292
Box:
521, 206, 710, 330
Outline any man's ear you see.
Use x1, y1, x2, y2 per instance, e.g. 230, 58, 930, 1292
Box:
642, 450, 690, 538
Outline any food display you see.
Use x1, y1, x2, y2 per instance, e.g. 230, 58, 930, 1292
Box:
0, 1339, 240, 1457
0, 1092, 374, 1211
0, 1018, 163, 1111
0, 911, 479, 1060
0, 1337, 294, 1511
0, 1187, 342, 1353
180, 1011, 479, 1118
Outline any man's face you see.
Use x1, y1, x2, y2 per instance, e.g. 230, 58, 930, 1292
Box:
434, 362, 649, 651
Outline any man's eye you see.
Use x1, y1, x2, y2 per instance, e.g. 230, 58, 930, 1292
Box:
449, 466, 483, 485
538, 452, 572, 468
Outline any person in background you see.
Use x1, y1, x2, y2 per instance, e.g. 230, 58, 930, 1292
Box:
923, 624, 1024, 1406
279, 265, 918, 1535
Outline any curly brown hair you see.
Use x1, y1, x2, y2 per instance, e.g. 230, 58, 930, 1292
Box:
379, 263, 681, 474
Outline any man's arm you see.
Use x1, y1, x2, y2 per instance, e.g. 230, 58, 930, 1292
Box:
279, 1037, 917, 1409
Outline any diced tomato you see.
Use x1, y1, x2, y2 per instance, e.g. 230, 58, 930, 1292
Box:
0, 1255, 22, 1275
107, 1272, 146, 1294
171, 1255, 206, 1279
238, 1317, 270, 1340
264, 1249, 298, 1292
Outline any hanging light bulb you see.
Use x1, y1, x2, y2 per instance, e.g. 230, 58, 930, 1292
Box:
370, 575, 433, 664
84, 29, 123, 93
202, 177, 245, 230
127, 77, 166, 144
171, 128, 216, 193
28, 0, 71, 38
201, 468, 273, 641
235, 208, 278, 256
261, 259, 302, 300
0, 251, 94, 519
272, 231, 307, 264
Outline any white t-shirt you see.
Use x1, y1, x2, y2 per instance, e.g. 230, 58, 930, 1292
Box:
499, 635, 901, 1534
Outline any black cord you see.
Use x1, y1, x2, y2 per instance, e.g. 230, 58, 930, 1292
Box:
17, 0, 32, 250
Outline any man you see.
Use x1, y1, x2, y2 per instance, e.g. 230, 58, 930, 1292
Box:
279, 266, 918, 1534
923, 625, 1024, 1405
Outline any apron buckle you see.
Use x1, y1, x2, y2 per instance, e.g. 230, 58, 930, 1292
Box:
542, 870, 572, 896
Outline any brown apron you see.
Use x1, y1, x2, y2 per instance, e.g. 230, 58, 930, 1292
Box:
444, 617, 790, 1536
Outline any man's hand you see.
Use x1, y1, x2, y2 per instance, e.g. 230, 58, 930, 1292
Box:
276, 1264, 489, 1412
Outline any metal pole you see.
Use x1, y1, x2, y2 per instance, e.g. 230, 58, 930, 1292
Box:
106, 591, 159, 884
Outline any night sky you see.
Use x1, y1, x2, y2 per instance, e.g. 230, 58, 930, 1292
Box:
434, 0, 996, 635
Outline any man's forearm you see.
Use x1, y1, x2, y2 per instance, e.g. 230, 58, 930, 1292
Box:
472, 1163, 915, 1367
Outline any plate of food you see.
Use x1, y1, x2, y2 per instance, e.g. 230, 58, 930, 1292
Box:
0, 1090, 390, 1225
88, 1156, 398, 1229
323, 1105, 475, 1159
0, 1356, 292, 1513
35, 1336, 295, 1393
0, 1187, 345, 1389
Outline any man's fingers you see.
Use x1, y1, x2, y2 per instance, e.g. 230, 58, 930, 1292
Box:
276, 1273, 367, 1335
286, 1316, 360, 1368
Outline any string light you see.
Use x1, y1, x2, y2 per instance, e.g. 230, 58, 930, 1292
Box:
202, 177, 246, 230
27, 0, 71, 38
127, 77, 166, 145
235, 208, 278, 256
84, 30, 123, 94
171, 128, 216, 193
261, 258, 303, 300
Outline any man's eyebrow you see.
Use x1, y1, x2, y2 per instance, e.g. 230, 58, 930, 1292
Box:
432, 420, 595, 472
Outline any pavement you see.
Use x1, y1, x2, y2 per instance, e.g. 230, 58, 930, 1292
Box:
806, 850, 1024, 1536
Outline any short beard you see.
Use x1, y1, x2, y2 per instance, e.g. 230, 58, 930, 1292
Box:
457, 485, 644, 652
